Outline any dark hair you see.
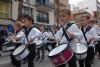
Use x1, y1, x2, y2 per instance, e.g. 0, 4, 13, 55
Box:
24, 15, 34, 24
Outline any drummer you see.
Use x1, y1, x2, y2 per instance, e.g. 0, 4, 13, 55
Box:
23, 15, 41, 67
10, 22, 25, 67
55, 9, 82, 67
79, 14, 98, 67
36, 24, 49, 62
94, 19, 100, 59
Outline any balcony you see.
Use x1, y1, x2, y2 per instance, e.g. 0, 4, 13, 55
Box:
2, 0, 12, 2
36, 0, 54, 12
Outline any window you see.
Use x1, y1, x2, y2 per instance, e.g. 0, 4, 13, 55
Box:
36, 0, 49, 5
22, 7, 33, 17
37, 11, 49, 23
0, 2, 9, 19
23, 0, 29, 3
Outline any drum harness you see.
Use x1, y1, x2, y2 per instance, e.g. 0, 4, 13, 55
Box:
60, 22, 74, 48
81, 26, 92, 46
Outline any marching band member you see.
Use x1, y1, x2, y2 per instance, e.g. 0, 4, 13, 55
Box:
94, 19, 100, 59
10, 22, 25, 67
79, 14, 98, 67
36, 24, 49, 62
55, 9, 82, 67
23, 15, 41, 67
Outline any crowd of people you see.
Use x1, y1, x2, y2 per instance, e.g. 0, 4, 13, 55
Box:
0, 9, 100, 67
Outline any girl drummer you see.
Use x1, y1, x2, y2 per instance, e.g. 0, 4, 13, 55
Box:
10, 22, 25, 67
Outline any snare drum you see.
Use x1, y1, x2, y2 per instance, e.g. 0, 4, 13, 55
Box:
75, 42, 87, 60
48, 43, 73, 66
35, 40, 43, 48
2, 42, 15, 52
13, 45, 30, 61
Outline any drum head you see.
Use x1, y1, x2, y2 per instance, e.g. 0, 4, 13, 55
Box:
13, 45, 25, 55
49, 44, 67, 56
35, 40, 42, 45
76, 43, 87, 53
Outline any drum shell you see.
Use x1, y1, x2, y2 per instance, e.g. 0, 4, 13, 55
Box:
75, 43, 87, 60
13, 46, 30, 61
48, 47, 73, 66
2, 45, 15, 52
15, 48, 30, 61
76, 52, 87, 60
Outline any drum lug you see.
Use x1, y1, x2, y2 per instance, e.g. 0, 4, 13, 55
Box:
53, 59, 58, 63
60, 55, 65, 61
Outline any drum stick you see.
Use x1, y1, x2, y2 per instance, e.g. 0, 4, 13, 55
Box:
56, 41, 59, 47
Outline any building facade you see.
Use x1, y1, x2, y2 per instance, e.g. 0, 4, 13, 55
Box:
0, 0, 55, 25
0, 0, 69, 26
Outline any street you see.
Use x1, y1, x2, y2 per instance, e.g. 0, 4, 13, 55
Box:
0, 51, 100, 67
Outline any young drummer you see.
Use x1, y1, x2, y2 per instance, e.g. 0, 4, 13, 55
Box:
55, 9, 82, 67
23, 15, 41, 67
10, 22, 25, 67
36, 24, 49, 62
79, 14, 98, 67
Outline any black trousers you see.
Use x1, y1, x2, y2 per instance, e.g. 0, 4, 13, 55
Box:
10, 43, 21, 67
95, 41, 100, 56
56, 53, 77, 67
27, 44, 36, 67
79, 47, 92, 67
51, 42, 57, 49
37, 45, 45, 60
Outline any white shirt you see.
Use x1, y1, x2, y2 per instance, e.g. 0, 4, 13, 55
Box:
55, 22, 82, 52
14, 31, 25, 43
81, 26, 98, 47
39, 31, 50, 40
94, 25, 100, 36
25, 28, 41, 44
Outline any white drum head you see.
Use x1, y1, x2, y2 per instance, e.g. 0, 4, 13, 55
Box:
76, 43, 87, 53
13, 45, 25, 55
49, 44, 67, 56
35, 40, 42, 45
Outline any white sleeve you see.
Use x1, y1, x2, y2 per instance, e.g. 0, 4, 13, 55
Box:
92, 28, 99, 41
31, 28, 42, 39
55, 28, 63, 40
71, 24, 83, 40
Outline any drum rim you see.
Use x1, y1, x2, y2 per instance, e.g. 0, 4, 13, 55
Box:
13, 45, 27, 56
76, 51, 87, 55
48, 43, 68, 57
15, 53, 29, 61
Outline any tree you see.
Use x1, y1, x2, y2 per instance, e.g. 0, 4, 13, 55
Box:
54, 0, 60, 26
17, 0, 23, 21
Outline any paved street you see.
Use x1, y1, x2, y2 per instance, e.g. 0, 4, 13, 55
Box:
0, 51, 100, 67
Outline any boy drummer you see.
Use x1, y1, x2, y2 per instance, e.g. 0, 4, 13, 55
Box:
79, 14, 98, 67
23, 15, 41, 67
55, 9, 82, 67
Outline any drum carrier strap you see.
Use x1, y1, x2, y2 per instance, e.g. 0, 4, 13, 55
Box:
25, 27, 33, 41
81, 26, 92, 45
61, 22, 74, 42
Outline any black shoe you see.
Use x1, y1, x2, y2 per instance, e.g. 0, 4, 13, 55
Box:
0, 54, 1, 56
91, 61, 94, 64
40, 59, 44, 62
35, 58, 40, 61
